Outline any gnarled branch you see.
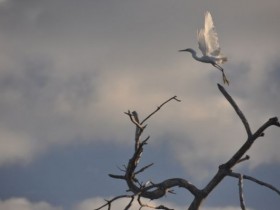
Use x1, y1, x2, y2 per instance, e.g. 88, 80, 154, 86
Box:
95, 86, 279, 210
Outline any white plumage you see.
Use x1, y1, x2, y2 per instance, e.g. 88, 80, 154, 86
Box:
180, 11, 229, 85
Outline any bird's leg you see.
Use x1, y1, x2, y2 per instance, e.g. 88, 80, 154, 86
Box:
213, 63, 229, 85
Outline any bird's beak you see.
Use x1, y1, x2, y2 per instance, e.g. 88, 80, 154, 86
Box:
178, 49, 188, 52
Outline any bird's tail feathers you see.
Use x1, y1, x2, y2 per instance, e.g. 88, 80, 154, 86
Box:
217, 56, 227, 64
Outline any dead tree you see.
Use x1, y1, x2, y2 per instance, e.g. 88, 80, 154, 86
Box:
95, 84, 280, 210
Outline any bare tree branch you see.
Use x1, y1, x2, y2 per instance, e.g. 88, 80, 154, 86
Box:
218, 84, 252, 137
236, 155, 250, 165
252, 117, 280, 139
140, 96, 181, 125
228, 171, 280, 195
108, 174, 125, 180
137, 196, 174, 210
140, 178, 200, 198
238, 174, 246, 210
94, 195, 134, 210
135, 163, 154, 175
189, 84, 280, 210
124, 196, 135, 210
217, 84, 280, 171
96, 85, 279, 210
125, 111, 145, 132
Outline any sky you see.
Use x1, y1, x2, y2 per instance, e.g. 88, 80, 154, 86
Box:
0, 0, 279, 209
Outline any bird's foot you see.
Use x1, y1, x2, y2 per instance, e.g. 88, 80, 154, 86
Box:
222, 73, 229, 86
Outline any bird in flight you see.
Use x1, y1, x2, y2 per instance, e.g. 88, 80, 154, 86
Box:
179, 11, 229, 85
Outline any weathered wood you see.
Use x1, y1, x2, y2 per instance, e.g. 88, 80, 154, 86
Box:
95, 86, 280, 210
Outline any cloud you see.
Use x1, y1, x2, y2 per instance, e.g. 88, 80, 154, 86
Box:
0, 197, 256, 210
74, 197, 143, 210
74, 197, 254, 210
0, 198, 62, 210
0, 0, 279, 179
202, 207, 254, 210
0, 128, 36, 165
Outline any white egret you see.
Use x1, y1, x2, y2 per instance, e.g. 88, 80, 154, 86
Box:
179, 11, 229, 85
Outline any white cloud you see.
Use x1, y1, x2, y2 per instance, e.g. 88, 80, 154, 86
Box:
202, 207, 254, 210
74, 197, 255, 210
0, 198, 62, 210
74, 197, 145, 210
0, 197, 256, 210
75, 197, 191, 210
74, 197, 103, 210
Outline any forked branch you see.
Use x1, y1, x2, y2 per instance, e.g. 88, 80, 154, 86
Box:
228, 171, 280, 195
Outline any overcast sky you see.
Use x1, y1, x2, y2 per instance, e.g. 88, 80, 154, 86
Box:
0, 0, 279, 209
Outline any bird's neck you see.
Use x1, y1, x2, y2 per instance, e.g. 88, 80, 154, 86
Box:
188, 49, 202, 61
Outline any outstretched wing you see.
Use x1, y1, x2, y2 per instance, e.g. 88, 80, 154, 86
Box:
197, 29, 207, 56
203, 11, 221, 56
